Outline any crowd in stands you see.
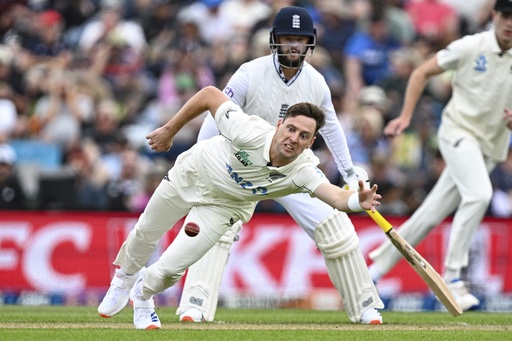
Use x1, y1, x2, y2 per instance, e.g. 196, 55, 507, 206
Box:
0, 0, 510, 217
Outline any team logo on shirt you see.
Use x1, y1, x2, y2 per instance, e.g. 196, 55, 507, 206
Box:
234, 150, 253, 166
266, 171, 287, 183
473, 55, 487, 72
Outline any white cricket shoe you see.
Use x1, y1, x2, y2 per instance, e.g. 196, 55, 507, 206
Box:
179, 308, 206, 323
447, 280, 480, 311
98, 268, 138, 318
359, 308, 383, 325
130, 276, 161, 330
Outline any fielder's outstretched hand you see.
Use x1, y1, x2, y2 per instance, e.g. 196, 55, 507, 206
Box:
358, 180, 381, 212
383, 116, 410, 137
146, 126, 174, 152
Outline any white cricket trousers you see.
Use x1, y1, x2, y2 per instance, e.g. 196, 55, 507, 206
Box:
113, 150, 255, 298
372, 135, 496, 273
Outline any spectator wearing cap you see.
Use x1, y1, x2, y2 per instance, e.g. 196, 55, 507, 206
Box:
0, 143, 26, 209
24, 10, 67, 59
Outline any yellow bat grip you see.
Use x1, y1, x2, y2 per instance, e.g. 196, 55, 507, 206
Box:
366, 210, 393, 233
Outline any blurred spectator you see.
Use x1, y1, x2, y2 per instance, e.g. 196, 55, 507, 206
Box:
177, 0, 236, 46
87, 29, 150, 125
343, 86, 392, 174
369, 152, 408, 215
0, 44, 36, 114
47, 0, 98, 30
128, 157, 172, 212
0, 1, 33, 47
84, 97, 123, 154
78, 0, 147, 54
221, 0, 271, 37
343, 11, 402, 113
249, 0, 297, 36
308, 46, 345, 100
376, 47, 420, 122
137, 0, 181, 43
388, 103, 438, 175
315, 0, 357, 72
0, 143, 26, 209
32, 68, 94, 150
405, 0, 460, 50
103, 146, 149, 211
490, 148, 512, 217
442, 0, 494, 35
140, 0, 182, 78
404, 148, 445, 213
155, 26, 214, 110
380, 0, 416, 46
68, 139, 110, 210
24, 9, 67, 60
0, 82, 18, 139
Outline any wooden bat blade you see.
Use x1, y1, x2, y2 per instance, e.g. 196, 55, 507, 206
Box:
367, 210, 463, 317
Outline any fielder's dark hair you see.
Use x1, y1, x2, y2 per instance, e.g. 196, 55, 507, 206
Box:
283, 102, 326, 135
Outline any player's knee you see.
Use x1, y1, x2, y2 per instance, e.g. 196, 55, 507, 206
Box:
467, 185, 493, 208
160, 266, 186, 284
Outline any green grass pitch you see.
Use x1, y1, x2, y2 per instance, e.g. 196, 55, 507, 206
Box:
0, 306, 511, 341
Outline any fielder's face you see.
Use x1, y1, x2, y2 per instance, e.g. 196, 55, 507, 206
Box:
276, 35, 311, 68
271, 115, 316, 166
494, 11, 512, 48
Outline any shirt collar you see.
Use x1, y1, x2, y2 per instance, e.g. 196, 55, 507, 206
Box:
272, 54, 302, 85
490, 29, 512, 56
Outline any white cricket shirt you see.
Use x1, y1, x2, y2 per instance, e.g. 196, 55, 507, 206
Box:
196, 101, 328, 202
437, 29, 512, 162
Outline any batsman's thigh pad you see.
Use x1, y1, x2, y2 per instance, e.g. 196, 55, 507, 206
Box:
314, 211, 383, 322
177, 220, 243, 322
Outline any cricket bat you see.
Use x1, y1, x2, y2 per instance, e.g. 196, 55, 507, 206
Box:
366, 209, 463, 317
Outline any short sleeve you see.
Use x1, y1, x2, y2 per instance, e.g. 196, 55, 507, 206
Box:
214, 101, 250, 141
292, 164, 329, 196
437, 37, 466, 71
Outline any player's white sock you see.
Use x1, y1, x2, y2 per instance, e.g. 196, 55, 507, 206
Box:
443, 268, 461, 283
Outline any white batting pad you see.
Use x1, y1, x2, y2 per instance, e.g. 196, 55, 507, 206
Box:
314, 211, 383, 322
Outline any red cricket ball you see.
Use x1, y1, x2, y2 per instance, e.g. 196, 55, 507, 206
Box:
184, 222, 200, 237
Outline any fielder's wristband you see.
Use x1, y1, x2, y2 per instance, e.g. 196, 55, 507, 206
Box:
348, 192, 363, 212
